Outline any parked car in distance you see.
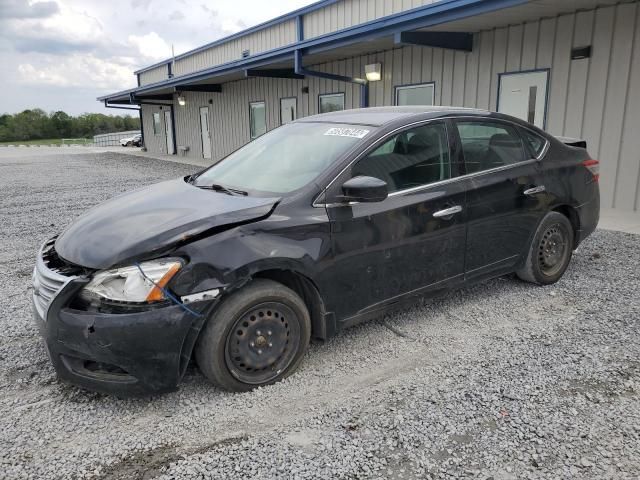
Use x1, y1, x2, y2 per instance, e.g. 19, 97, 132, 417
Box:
120, 133, 142, 147
32, 107, 600, 396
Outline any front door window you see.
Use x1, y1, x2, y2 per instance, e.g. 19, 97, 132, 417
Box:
164, 110, 174, 155
200, 106, 212, 159
249, 102, 266, 139
352, 122, 451, 192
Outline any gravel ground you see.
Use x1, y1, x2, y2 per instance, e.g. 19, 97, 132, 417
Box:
0, 151, 638, 480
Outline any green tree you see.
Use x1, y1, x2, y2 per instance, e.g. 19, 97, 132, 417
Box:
0, 109, 140, 142
51, 111, 73, 138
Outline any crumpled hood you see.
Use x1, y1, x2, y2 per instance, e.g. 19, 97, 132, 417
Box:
56, 178, 279, 270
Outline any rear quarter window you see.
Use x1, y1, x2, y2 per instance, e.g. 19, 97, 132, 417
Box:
520, 128, 547, 158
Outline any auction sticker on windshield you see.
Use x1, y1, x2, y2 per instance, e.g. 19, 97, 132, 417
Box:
324, 127, 370, 138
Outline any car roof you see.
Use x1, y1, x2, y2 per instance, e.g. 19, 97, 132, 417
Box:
295, 106, 491, 127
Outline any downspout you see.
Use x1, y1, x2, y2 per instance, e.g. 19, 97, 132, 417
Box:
293, 14, 369, 107
293, 50, 369, 108
138, 108, 145, 150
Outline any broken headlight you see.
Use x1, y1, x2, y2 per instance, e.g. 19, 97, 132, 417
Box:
80, 258, 183, 304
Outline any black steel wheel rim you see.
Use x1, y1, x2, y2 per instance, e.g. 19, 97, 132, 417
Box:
224, 301, 301, 385
537, 222, 570, 276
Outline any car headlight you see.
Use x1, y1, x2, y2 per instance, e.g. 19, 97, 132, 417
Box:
81, 258, 183, 303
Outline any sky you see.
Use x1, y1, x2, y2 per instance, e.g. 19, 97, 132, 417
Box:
0, 0, 317, 116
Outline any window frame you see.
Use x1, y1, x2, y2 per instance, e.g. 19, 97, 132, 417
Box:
453, 118, 536, 175
318, 92, 345, 114
349, 121, 454, 195
517, 125, 550, 160
497, 68, 550, 130
317, 118, 459, 206
314, 116, 547, 208
280, 96, 297, 125
249, 101, 267, 140
394, 82, 436, 106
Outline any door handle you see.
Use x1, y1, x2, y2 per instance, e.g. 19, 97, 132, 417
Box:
524, 185, 546, 196
433, 205, 463, 218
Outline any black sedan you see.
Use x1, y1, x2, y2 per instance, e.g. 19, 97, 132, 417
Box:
32, 107, 600, 395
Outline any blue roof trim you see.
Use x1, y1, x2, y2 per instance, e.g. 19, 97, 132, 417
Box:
134, 0, 338, 75
302, 0, 526, 55
102, 0, 529, 101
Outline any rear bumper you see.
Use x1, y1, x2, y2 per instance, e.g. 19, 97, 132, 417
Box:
33, 279, 214, 397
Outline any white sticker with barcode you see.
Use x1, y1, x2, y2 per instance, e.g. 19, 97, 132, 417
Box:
324, 127, 370, 139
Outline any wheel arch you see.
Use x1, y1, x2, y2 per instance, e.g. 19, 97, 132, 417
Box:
551, 204, 580, 249
252, 269, 330, 342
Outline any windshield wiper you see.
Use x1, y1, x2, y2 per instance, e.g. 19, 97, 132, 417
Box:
197, 183, 248, 196
187, 173, 198, 184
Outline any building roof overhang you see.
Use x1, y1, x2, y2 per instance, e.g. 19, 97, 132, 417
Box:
100, 0, 625, 105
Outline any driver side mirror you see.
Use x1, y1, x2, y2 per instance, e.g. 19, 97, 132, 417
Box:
340, 176, 388, 203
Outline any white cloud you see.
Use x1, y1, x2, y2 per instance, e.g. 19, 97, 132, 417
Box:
127, 32, 172, 60
1, 0, 318, 114
18, 55, 135, 89
168, 10, 185, 21
0, 0, 60, 19
40, 3, 105, 43
220, 18, 247, 34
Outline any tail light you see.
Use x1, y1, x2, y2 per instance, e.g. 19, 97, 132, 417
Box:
582, 159, 599, 182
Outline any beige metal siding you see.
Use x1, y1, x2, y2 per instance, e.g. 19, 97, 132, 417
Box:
148, 2, 640, 211
303, 0, 442, 39
173, 20, 297, 77
139, 66, 167, 86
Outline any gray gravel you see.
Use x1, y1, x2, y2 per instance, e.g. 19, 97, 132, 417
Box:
0, 151, 639, 480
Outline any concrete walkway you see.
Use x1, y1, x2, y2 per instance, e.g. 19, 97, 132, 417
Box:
102, 146, 212, 168
598, 208, 640, 235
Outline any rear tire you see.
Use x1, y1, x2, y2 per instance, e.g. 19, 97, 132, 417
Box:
195, 279, 311, 392
516, 211, 574, 285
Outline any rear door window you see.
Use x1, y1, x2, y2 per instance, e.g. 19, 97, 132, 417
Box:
455, 121, 526, 174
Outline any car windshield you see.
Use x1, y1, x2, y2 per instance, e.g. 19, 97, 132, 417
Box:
193, 122, 373, 194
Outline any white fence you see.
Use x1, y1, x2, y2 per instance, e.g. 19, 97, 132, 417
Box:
93, 130, 141, 147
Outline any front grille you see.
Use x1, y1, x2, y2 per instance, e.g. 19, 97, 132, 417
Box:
33, 237, 79, 320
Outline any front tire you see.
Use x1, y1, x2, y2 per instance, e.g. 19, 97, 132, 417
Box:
517, 211, 574, 285
195, 279, 311, 392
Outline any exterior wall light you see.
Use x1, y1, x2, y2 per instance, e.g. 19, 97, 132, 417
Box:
177, 95, 186, 106
365, 63, 382, 82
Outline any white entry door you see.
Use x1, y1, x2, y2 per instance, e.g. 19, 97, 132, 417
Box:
498, 71, 548, 129
199, 107, 212, 159
164, 109, 175, 154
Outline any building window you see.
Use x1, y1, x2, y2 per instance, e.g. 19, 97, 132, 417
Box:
319, 93, 345, 113
280, 97, 297, 124
152, 112, 161, 135
497, 70, 549, 129
395, 83, 435, 106
249, 101, 266, 139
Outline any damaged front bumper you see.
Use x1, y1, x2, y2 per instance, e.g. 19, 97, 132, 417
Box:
33, 275, 217, 397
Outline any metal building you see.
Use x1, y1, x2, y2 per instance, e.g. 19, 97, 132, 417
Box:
99, 0, 640, 212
